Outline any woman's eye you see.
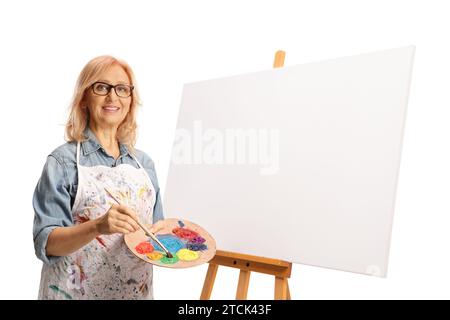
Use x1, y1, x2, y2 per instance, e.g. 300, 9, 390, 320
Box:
117, 86, 130, 95
96, 84, 108, 91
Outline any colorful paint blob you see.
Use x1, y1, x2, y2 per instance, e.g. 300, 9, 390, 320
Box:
190, 236, 206, 244
187, 243, 208, 251
160, 254, 179, 265
129, 220, 213, 267
135, 241, 154, 254
176, 249, 200, 261
146, 252, 164, 261
172, 227, 199, 241
49, 285, 73, 300
150, 234, 185, 253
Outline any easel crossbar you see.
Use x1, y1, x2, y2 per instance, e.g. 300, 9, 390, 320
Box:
209, 250, 292, 277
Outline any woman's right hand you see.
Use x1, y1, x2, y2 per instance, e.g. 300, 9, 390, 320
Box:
95, 204, 141, 235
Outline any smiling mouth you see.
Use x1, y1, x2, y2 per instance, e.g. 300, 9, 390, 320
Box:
102, 106, 120, 112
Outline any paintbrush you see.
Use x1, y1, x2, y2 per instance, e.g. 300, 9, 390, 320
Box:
104, 188, 174, 259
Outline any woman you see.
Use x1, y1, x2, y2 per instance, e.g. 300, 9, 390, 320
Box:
32, 55, 164, 300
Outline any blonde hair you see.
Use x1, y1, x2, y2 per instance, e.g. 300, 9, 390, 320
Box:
65, 55, 141, 151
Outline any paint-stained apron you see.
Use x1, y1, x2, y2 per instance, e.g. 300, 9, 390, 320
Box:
38, 142, 156, 300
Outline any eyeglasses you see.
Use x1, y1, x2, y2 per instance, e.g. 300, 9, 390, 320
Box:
91, 82, 134, 98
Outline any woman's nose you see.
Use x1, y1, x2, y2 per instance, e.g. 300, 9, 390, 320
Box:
105, 90, 119, 101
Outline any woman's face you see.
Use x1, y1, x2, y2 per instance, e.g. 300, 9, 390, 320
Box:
85, 64, 132, 129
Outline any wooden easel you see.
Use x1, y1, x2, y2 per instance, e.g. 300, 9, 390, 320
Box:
200, 51, 292, 300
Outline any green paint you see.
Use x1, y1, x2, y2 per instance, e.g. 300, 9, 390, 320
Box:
49, 285, 73, 300
160, 254, 179, 265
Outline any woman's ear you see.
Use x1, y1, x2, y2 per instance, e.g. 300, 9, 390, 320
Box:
81, 91, 90, 109
80, 95, 89, 111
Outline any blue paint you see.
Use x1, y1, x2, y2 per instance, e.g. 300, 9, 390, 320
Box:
178, 220, 185, 228
186, 243, 208, 251
150, 234, 185, 253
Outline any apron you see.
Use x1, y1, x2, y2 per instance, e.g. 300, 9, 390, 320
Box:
38, 142, 156, 300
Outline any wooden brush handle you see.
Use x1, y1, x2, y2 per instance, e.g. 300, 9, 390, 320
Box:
104, 188, 172, 256
136, 220, 171, 256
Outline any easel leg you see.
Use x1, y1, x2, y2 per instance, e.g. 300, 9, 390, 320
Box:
200, 263, 218, 300
286, 279, 291, 300
201, 250, 292, 300
274, 276, 289, 300
236, 270, 251, 300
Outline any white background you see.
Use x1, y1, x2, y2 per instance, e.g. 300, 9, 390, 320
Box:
0, 0, 448, 299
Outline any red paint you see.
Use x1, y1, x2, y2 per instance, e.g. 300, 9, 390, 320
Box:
75, 215, 90, 224
135, 241, 154, 254
172, 227, 199, 241
96, 236, 107, 248
75, 214, 107, 248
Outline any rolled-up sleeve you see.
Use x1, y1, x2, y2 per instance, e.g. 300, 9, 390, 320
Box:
32, 155, 73, 264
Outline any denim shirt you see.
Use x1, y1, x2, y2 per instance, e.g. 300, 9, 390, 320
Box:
32, 128, 164, 264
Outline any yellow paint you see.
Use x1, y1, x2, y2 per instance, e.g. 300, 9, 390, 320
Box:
146, 252, 164, 260
176, 249, 200, 261
138, 186, 148, 198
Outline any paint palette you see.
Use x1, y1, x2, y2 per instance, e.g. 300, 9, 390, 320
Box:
124, 218, 216, 268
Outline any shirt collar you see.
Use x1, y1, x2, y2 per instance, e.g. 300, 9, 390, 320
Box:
81, 127, 130, 158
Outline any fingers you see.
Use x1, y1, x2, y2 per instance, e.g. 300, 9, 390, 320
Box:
114, 220, 137, 234
149, 220, 165, 234
96, 215, 134, 235
115, 204, 139, 221
114, 226, 134, 235
106, 204, 140, 233
115, 214, 140, 232
106, 204, 160, 235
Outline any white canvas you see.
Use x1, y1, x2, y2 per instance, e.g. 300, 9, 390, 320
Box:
163, 46, 415, 277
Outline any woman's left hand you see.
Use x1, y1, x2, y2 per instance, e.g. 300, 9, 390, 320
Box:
149, 219, 165, 234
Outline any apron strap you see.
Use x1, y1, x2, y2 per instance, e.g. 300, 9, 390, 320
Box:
76, 141, 81, 165
131, 153, 144, 169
